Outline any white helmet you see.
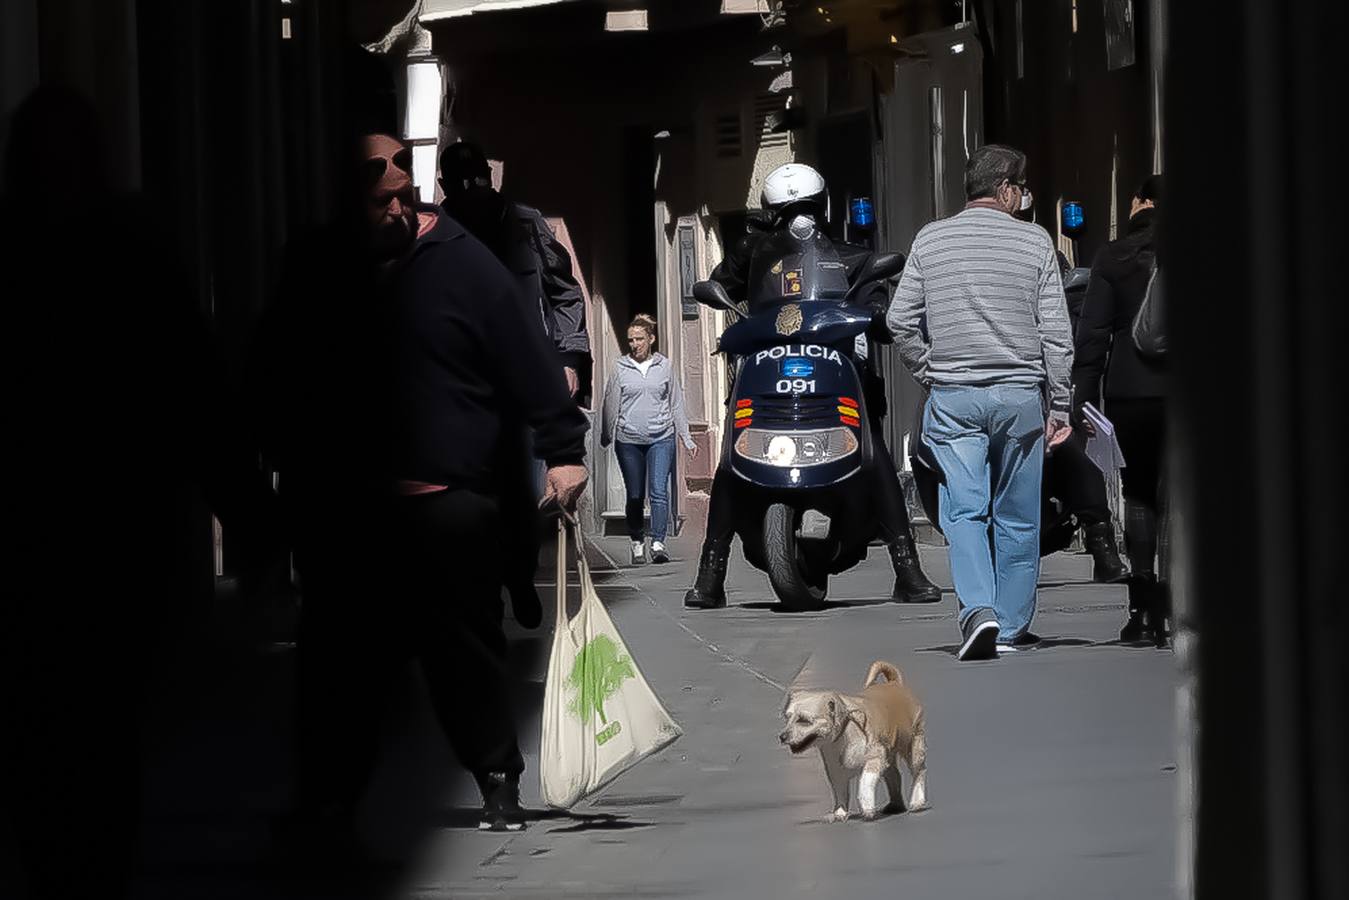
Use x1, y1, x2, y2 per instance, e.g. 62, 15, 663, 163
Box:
760, 163, 829, 222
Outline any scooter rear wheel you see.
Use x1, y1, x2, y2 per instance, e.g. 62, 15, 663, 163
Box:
763, 503, 827, 610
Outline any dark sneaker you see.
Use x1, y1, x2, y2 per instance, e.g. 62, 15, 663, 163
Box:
996, 631, 1041, 654
650, 541, 671, 564
476, 772, 527, 832
957, 610, 999, 661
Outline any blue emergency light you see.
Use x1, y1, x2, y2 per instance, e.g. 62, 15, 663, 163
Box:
1062, 201, 1085, 234
781, 358, 815, 378
850, 197, 875, 229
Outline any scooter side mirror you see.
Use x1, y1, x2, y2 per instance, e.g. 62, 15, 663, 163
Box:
692, 280, 745, 316
844, 252, 905, 303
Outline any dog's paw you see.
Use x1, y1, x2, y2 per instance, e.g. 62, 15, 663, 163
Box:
827, 807, 850, 823
860, 808, 881, 822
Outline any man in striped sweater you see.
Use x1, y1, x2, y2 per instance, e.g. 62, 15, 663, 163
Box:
886, 145, 1075, 661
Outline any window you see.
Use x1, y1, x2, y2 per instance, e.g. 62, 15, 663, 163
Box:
714, 112, 742, 159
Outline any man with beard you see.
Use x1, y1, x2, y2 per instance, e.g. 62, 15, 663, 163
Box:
251, 131, 588, 836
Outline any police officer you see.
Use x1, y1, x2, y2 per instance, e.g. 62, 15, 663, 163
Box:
684, 164, 941, 609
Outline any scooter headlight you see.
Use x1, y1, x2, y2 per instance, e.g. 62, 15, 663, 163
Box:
766, 435, 797, 466
735, 427, 859, 468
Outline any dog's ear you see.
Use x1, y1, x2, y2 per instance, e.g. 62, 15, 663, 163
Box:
827, 695, 847, 736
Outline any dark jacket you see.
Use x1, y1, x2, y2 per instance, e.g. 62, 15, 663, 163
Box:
710, 226, 893, 334
1072, 208, 1166, 407
250, 206, 587, 502
442, 192, 591, 370
710, 224, 897, 417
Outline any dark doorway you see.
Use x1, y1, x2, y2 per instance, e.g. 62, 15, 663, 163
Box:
622, 125, 658, 320
815, 112, 874, 245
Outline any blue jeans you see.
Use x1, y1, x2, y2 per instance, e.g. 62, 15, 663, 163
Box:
614, 436, 676, 543
922, 385, 1045, 641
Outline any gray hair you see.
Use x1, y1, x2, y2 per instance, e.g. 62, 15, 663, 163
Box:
965, 144, 1028, 201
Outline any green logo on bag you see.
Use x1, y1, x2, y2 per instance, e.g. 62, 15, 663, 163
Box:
566, 633, 636, 743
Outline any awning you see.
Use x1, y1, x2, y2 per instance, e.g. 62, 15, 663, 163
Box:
420, 0, 581, 22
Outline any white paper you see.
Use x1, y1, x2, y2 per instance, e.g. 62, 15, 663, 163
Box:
1082, 403, 1126, 474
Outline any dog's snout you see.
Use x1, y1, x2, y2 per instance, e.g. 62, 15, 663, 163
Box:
778, 729, 792, 744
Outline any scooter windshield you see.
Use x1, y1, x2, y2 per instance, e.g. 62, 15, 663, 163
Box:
745, 228, 850, 311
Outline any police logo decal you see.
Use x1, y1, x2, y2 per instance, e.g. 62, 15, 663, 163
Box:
776, 303, 803, 336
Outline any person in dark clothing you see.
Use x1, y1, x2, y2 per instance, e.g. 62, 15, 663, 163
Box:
1073, 174, 1168, 644
438, 140, 592, 629
439, 140, 591, 398
1041, 255, 1130, 581
251, 133, 588, 836
683, 163, 940, 609
2, 85, 283, 900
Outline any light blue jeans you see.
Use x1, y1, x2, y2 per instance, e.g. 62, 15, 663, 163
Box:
614, 436, 676, 543
922, 385, 1045, 641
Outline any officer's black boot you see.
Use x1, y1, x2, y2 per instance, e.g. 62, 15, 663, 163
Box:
889, 530, 942, 603
1083, 521, 1129, 584
683, 537, 731, 610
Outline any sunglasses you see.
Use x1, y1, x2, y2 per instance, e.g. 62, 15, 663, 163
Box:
362, 148, 414, 183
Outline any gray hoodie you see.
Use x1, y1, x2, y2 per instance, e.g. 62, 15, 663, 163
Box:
600, 353, 695, 449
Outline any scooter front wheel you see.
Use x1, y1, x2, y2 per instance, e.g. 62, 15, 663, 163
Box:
763, 503, 827, 611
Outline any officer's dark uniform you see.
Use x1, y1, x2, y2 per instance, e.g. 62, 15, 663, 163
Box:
683, 224, 941, 608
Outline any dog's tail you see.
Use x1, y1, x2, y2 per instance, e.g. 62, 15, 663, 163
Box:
864, 661, 903, 687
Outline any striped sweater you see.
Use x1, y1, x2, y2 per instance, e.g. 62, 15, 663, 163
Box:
886, 206, 1075, 414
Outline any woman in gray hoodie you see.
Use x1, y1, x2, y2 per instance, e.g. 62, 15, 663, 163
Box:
600, 314, 697, 564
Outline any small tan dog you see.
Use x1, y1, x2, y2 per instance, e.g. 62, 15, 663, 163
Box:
778, 661, 928, 822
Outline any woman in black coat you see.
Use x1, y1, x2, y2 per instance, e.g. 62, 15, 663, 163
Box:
1073, 175, 1169, 645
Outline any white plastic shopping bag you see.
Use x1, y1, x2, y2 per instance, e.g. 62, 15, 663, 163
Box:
540, 519, 682, 809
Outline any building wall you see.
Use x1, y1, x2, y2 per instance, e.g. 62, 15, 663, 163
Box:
981, 0, 1157, 265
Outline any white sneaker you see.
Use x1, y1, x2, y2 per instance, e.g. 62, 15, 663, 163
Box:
650, 541, 670, 564
630, 541, 646, 565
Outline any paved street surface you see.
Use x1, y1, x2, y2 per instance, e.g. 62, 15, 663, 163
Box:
131, 531, 1179, 900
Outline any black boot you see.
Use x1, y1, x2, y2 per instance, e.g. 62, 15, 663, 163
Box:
683, 537, 731, 609
1120, 574, 1155, 642
475, 771, 527, 832
889, 531, 942, 603
1083, 522, 1129, 584
1148, 580, 1171, 648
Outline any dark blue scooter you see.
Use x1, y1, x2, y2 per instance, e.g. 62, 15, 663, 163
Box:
692, 228, 903, 609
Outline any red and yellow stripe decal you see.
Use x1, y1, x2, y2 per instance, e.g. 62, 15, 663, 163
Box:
838, 396, 860, 427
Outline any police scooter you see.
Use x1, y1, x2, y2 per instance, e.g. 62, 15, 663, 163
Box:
692, 227, 904, 610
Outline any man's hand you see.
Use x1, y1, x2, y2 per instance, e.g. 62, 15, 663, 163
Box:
541, 463, 588, 512
563, 366, 579, 397
1045, 414, 1073, 451
686, 442, 700, 460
